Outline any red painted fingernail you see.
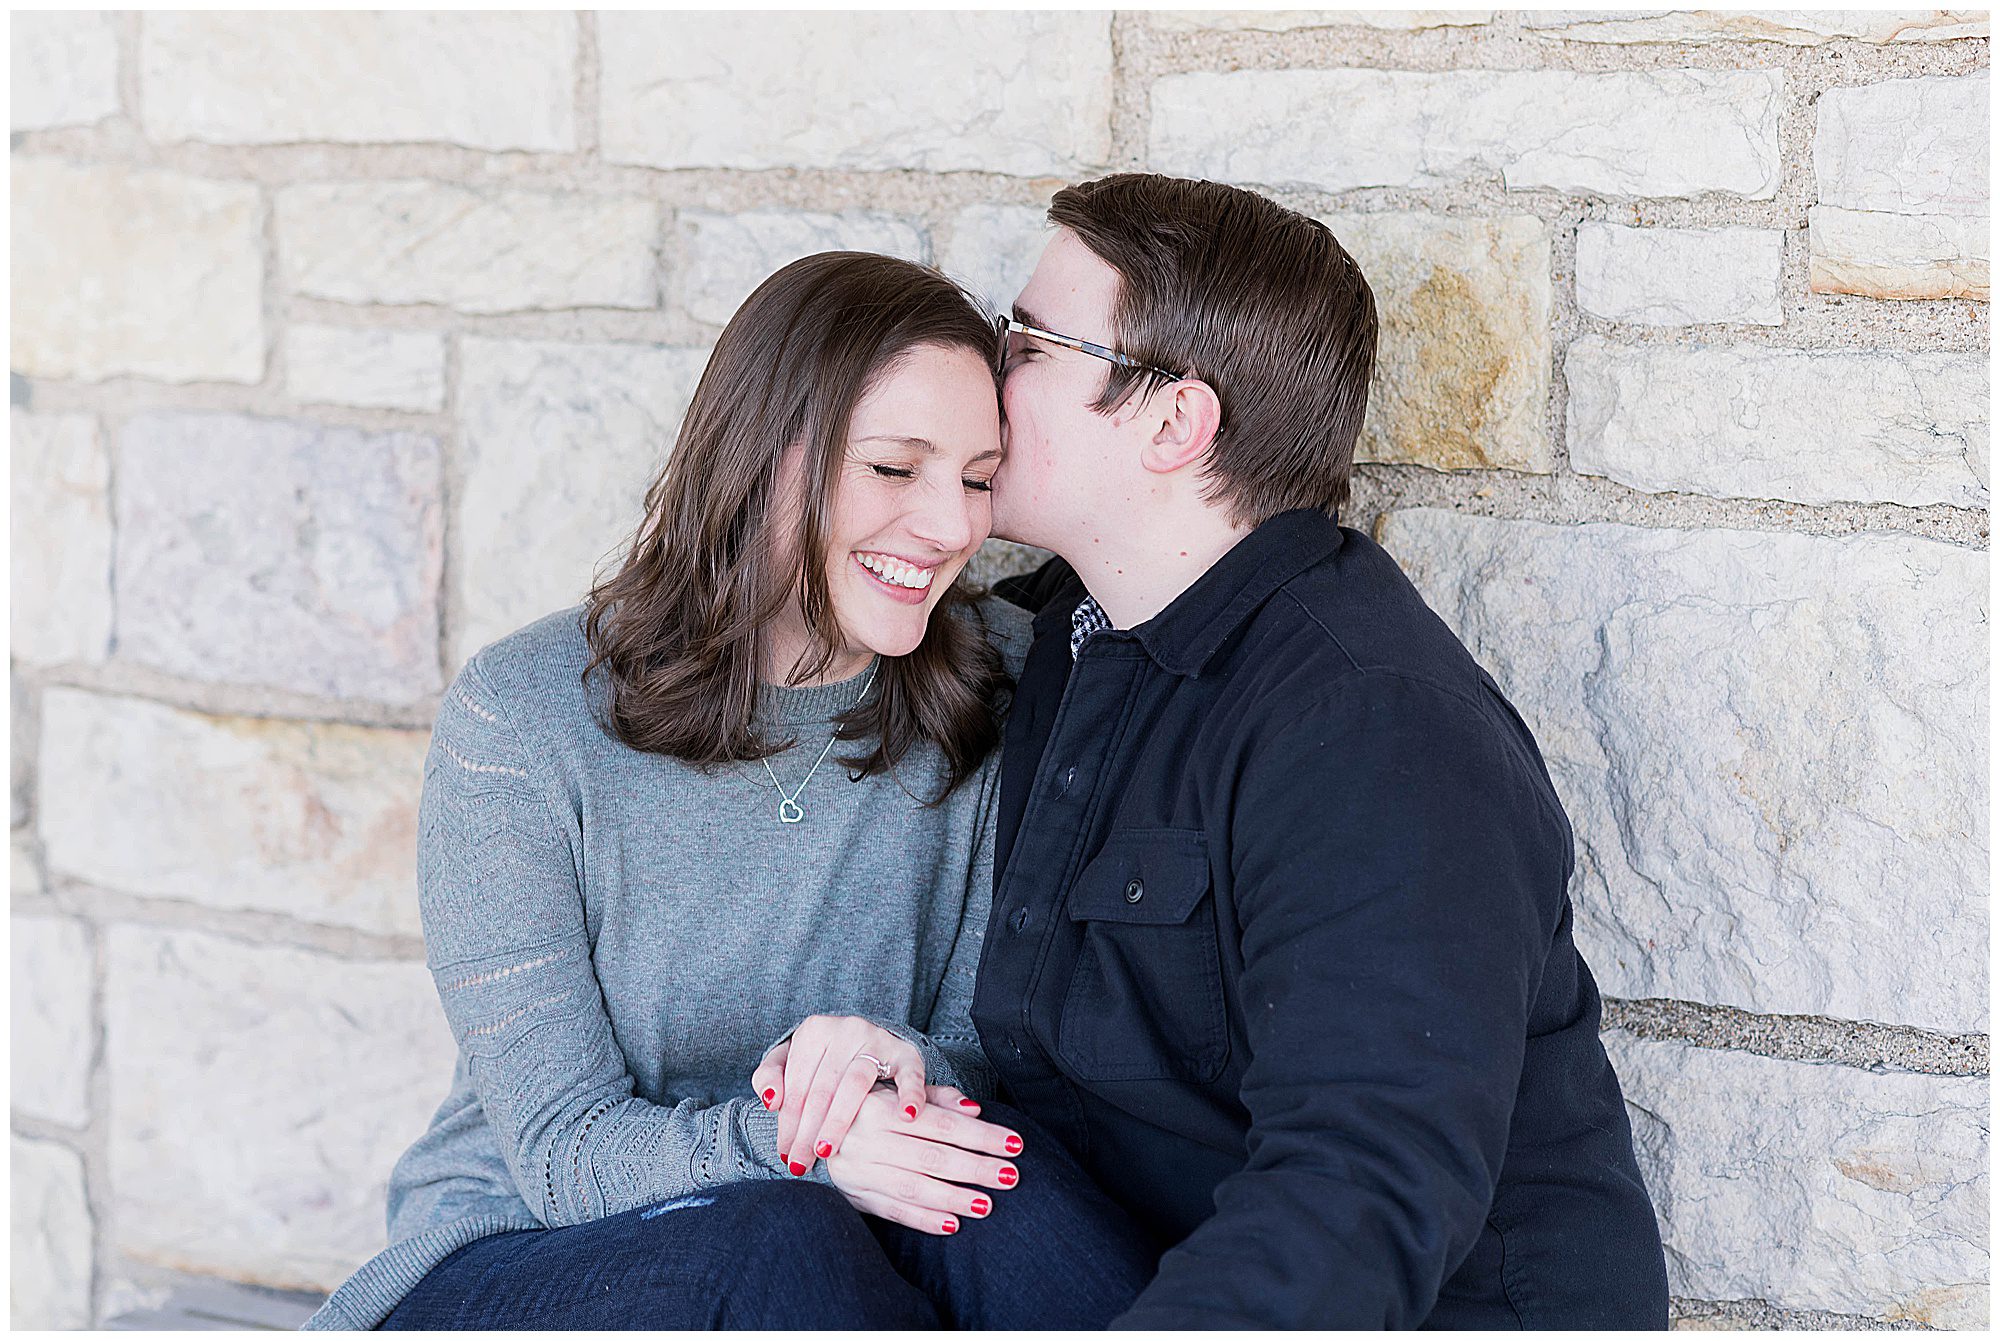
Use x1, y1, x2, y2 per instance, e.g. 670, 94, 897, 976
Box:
903, 1105, 918, 1120
971, 1197, 990, 1216
762, 1089, 776, 1109
1004, 1134, 1023, 1155
941, 1216, 959, 1234
814, 1141, 832, 1159
997, 1166, 1017, 1187
788, 1161, 806, 1177
958, 1098, 980, 1110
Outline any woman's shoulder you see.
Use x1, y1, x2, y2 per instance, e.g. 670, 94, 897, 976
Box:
958, 590, 1035, 681
449, 605, 597, 733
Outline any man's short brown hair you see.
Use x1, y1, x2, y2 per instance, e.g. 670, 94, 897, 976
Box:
1046, 173, 1378, 524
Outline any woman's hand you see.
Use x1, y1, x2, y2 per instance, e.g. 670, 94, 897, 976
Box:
753, 1015, 949, 1176
823, 1085, 1025, 1235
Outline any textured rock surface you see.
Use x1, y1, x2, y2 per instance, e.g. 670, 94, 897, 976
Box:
1324, 212, 1552, 472
599, 12, 1113, 175
10, 1134, 92, 1329
106, 927, 455, 1291
11, 10, 119, 130
284, 325, 448, 412
1808, 205, 1990, 301
1814, 73, 1989, 218
140, 11, 576, 149
1575, 224, 1785, 326
1149, 9, 1494, 30
1565, 336, 1988, 507
38, 688, 427, 936
10, 409, 113, 665
454, 338, 709, 665
941, 205, 1051, 310
10, 914, 94, 1127
1151, 68, 1784, 198
11, 159, 264, 384
1378, 510, 1988, 1034
278, 181, 660, 314
114, 412, 443, 703
679, 210, 928, 327
1520, 10, 1989, 43
1607, 1035, 1989, 1327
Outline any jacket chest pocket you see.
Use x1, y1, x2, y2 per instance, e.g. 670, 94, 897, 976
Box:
1055, 828, 1229, 1083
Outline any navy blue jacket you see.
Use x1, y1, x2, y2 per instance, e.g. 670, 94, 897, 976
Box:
977, 508, 1668, 1328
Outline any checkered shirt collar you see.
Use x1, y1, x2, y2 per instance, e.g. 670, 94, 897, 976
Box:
1070, 594, 1111, 661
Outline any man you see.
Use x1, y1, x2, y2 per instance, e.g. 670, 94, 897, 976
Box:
975, 174, 1670, 1327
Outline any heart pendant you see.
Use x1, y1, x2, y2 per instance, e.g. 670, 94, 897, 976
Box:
779, 799, 805, 824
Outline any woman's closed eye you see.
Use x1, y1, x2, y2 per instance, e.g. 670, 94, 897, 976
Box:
871, 463, 994, 493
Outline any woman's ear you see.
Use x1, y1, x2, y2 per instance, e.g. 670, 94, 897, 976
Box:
1137, 378, 1223, 475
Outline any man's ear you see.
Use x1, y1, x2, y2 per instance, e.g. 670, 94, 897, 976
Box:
1137, 378, 1223, 475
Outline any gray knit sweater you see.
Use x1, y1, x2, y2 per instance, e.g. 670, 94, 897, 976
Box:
304, 597, 1029, 1330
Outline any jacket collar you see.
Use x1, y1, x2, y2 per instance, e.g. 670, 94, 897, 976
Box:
1031, 508, 1343, 678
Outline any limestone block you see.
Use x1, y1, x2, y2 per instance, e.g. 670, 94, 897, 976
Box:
1815, 73, 1989, 217
1151, 68, 1784, 198
11, 10, 119, 130
1566, 336, 1987, 507
600, 12, 1113, 175
1378, 510, 1987, 1033
1808, 205, 1990, 301
1608, 1035, 1988, 1326
1150, 10, 1494, 31
10, 1135, 92, 1329
10, 409, 113, 665
10, 913, 94, 1127
38, 688, 427, 936
140, 11, 575, 150
113, 412, 443, 703
679, 210, 929, 328
13, 830, 40, 897
106, 927, 455, 1291
942, 205, 1053, 310
454, 338, 709, 666
1324, 212, 1552, 472
11, 159, 263, 384
1521, 10, 1988, 43
1575, 223, 1785, 326
278, 181, 660, 314
284, 325, 447, 412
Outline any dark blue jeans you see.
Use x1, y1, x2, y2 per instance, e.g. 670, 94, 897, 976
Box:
380, 1103, 1156, 1329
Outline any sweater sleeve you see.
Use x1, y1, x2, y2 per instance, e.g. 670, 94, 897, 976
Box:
418, 658, 813, 1228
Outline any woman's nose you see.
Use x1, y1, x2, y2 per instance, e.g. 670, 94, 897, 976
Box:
907, 478, 980, 553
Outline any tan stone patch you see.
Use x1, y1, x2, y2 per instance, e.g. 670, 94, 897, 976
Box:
1325, 213, 1552, 473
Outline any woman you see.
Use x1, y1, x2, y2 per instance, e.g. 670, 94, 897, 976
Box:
304, 253, 1154, 1330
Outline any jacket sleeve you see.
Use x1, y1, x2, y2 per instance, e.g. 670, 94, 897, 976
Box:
418, 657, 815, 1228
1112, 672, 1567, 1328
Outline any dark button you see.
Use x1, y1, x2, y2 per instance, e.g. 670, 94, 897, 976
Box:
1124, 878, 1144, 904
1009, 907, 1031, 933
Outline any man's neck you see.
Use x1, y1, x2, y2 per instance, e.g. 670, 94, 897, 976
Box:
1061, 512, 1254, 630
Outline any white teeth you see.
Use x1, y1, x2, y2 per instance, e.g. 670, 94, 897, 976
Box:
857, 554, 935, 590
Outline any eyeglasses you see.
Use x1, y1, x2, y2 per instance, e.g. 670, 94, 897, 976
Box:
994, 313, 1181, 384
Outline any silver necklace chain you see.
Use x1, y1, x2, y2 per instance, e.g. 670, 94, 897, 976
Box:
758, 660, 878, 824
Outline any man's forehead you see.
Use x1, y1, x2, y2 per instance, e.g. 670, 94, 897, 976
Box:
1014, 228, 1120, 335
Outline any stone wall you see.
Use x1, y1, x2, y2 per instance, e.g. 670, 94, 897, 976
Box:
9, 9, 1987, 1330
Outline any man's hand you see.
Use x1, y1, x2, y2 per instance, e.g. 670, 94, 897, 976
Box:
753, 1015, 958, 1175
823, 1085, 1025, 1235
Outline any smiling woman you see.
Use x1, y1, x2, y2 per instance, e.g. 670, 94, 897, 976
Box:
305, 251, 1157, 1331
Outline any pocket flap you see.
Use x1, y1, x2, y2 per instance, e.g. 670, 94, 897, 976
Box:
1065, 828, 1211, 925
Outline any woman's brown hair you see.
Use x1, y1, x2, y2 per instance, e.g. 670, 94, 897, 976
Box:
581, 251, 1007, 801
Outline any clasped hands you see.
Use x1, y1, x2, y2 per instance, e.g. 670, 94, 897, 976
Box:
752, 1014, 1023, 1236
